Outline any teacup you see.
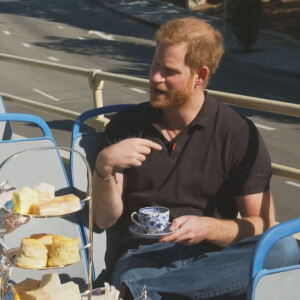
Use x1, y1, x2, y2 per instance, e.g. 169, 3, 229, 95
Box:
131, 206, 169, 233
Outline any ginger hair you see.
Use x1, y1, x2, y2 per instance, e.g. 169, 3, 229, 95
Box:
155, 17, 224, 83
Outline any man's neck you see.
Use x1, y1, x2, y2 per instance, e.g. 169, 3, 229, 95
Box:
162, 91, 205, 131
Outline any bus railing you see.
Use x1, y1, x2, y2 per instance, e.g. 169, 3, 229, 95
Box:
0, 53, 299, 182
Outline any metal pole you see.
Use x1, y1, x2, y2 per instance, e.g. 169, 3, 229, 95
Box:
88, 70, 109, 124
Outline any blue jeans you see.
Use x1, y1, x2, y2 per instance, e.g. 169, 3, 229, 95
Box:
110, 235, 299, 299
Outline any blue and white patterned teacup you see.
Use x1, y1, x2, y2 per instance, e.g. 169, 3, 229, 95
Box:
131, 206, 169, 233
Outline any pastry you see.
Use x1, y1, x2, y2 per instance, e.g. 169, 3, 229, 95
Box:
30, 233, 55, 249
48, 235, 80, 267
12, 278, 40, 300
34, 183, 55, 202
31, 202, 64, 216
12, 187, 39, 214
13, 274, 81, 300
31, 194, 81, 216
12, 183, 81, 216
15, 234, 80, 268
24, 281, 81, 300
39, 273, 60, 290
15, 238, 48, 268
52, 194, 81, 214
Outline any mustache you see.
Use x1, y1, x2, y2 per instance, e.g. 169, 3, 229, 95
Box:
150, 84, 168, 92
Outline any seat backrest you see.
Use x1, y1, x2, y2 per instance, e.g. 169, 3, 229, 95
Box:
0, 94, 12, 140
248, 217, 300, 300
0, 113, 89, 290
70, 104, 135, 284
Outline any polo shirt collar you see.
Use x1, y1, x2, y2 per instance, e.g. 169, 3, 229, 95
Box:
142, 91, 217, 130
188, 92, 217, 130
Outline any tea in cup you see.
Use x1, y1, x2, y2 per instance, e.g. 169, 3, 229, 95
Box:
131, 206, 169, 233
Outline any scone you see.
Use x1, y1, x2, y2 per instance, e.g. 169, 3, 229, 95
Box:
48, 236, 80, 267
30, 233, 55, 249
15, 238, 48, 268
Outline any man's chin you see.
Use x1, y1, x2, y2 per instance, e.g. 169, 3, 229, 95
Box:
150, 98, 168, 108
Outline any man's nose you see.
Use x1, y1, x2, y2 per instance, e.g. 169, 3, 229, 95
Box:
151, 70, 165, 83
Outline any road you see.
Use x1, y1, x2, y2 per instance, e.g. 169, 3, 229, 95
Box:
0, 0, 299, 221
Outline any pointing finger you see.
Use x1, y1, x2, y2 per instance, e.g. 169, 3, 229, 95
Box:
147, 141, 162, 151
138, 139, 162, 150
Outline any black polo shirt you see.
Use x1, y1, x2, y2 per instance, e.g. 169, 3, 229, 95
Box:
103, 93, 271, 254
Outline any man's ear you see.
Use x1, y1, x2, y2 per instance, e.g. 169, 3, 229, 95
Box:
194, 66, 210, 86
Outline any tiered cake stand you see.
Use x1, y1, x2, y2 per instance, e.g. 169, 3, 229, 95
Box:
0, 147, 93, 300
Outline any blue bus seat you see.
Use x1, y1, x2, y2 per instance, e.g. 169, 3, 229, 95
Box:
70, 104, 135, 285
0, 94, 12, 140
248, 217, 300, 300
0, 113, 89, 291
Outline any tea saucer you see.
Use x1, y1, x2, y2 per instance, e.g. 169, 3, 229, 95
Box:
129, 222, 178, 239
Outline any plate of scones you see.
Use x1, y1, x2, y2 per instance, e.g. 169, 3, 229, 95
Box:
3, 233, 81, 270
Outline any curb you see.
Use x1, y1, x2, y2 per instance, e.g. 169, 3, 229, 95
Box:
260, 29, 300, 49
95, 0, 300, 80
93, 0, 159, 29
225, 53, 300, 80
94, 0, 220, 29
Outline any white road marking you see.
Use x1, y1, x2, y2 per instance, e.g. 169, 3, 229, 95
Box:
3, 31, 11, 35
254, 123, 275, 131
22, 43, 31, 48
88, 30, 115, 41
130, 88, 147, 94
47, 56, 59, 62
286, 181, 300, 188
57, 25, 64, 29
33, 89, 59, 101
78, 37, 86, 40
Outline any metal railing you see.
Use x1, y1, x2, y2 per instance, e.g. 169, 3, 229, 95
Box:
1, 53, 299, 182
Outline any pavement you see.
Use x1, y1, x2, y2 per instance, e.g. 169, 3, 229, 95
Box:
95, 0, 300, 79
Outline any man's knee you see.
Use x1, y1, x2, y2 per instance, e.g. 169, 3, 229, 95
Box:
110, 250, 144, 286
264, 235, 300, 268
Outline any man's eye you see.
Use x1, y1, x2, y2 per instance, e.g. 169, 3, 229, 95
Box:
165, 69, 177, 75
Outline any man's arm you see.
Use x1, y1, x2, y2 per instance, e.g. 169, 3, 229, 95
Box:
160, 189, 276, 247
92, 169, 124, 230
92, 138, 162, 229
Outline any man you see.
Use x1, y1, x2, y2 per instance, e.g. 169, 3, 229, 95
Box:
92, 17, 299, 299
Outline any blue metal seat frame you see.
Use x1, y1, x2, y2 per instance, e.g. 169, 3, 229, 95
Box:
0, 94, 12, 140
70, 104, 135, 285
248, 217, 300, 300
0, 113, 90, 290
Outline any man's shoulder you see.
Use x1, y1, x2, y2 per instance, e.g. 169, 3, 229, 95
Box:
207, 93, 253, 129
105, 102, 157, 137
113, 102, 153, 120
205, 93, 258, 144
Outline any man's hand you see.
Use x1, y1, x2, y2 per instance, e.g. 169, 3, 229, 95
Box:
96, 138, 162, 176
159, 215, 210, 245
159, 191, 275, 247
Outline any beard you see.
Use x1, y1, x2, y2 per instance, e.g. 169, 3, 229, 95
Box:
149, 78, 194, 109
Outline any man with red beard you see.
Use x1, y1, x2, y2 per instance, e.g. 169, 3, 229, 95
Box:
92, 18, 299, 299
